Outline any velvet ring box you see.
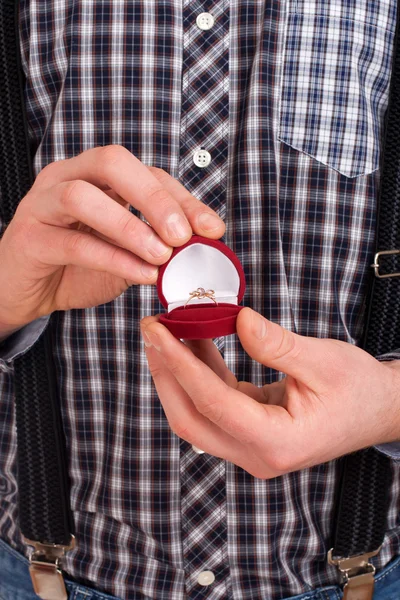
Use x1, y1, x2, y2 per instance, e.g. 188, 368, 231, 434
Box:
157, 235, 246, 340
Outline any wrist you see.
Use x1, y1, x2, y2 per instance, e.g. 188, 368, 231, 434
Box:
380, 360, 400, 443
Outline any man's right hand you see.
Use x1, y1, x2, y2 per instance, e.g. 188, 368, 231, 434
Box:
0, 145, 225, 338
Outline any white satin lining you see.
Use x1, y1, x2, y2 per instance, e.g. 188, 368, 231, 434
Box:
162, 244, 240, 312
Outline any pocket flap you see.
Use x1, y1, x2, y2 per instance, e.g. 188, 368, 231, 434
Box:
279, 12, 395, 178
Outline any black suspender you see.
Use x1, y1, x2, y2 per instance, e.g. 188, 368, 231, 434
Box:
0, 1, 74, 598
1, 0, 400, 599
328, 1, 400, 595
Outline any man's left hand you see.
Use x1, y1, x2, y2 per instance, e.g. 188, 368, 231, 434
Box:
141, 307, 400, 478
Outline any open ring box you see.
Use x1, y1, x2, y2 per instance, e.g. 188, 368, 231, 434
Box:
157, 235, 246, 340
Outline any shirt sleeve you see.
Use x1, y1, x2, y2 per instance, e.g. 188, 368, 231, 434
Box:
374, 351, 400, 460
0, 316, 50, 373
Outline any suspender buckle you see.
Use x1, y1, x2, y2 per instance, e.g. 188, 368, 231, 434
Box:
23, 535, 75, 600
371, 249, 400, 278
328, 547, 380, 600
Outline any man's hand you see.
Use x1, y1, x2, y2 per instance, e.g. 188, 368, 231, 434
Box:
141, 308, 400, 479
0, 146, 225, 337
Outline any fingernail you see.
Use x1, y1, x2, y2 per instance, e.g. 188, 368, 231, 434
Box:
141, 262, 158, 279
146, 330, 162, 351
166, 213, 191, 239
198, 212, 223, 232
147, 234, 171, 258
252, 312, 267, 340
142, 329, 153, 348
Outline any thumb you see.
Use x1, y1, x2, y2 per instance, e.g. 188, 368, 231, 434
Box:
237, 307, 331, 386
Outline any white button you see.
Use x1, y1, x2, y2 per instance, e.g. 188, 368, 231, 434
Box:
196, 13, 215, 30
193, 149, 212, 168
192, 445, 205, 454
197, 570, 215, 586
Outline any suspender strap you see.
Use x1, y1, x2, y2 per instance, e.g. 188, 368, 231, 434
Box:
0, 1, 74, 597
330, 1, 400, 596
332, 451, 391, 557
363, 8, 400, 356
14, 325, 74, 546
0, 0, 33, 227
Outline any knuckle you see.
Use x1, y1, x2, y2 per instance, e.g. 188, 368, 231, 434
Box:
145, 185, 173, 209
168, 361, 182, 378
198, 397, 223, 424
109, 245, 126, 266
179, 190, 198, 213
272, 328, 301, 363
148, 364, 164, 380
35, 161, 60, 187
267, 450, 297, 474
179, 194, 198, 214
63, 231, 86, 256
148, 166, 169, 182
59, 180, 87, 212
118, 212, 140, 238
99, 144, 128, 170
171, 421, 192, 441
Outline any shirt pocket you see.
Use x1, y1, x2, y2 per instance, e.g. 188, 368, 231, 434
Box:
278, 0, 397, 178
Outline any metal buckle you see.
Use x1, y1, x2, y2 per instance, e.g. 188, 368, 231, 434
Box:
328, 547, 381, 600
23, 535, 75, 600
371, 249, 400, 278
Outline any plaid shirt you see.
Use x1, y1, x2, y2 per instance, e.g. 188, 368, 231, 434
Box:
0, 0, 400, 598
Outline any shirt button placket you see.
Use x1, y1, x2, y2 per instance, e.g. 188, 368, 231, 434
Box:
178, 0, 230, 597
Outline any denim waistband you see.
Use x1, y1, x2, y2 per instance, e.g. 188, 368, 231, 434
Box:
0, 536, 399, 600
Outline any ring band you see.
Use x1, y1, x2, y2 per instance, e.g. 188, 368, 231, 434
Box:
184, 287, 217, 308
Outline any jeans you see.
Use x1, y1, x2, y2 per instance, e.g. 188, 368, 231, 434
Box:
0, 537, 399, 600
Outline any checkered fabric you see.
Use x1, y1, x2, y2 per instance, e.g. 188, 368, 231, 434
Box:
0, 1, 399, 599
178, 2, 230, 596
279, 0, 396, 178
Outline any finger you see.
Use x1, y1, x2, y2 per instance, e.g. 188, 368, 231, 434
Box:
141, 320, 239, 387
260, 380, 288, 406
143, 335, 269, 475
237, 308, 337, 389
141, 320, 292, 446
33, 180, 172, 265
241, 380, 288, 407
184, 339, 238, 386
141, 315, 234, 386
148, 166, 225, 239
30, 223, 159, 284
103, 188, 130, 209
35, 146, 224, 246
141, 315, 162, 327
235, 381, 267, 402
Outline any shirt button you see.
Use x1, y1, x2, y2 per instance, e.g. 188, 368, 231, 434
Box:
192, 444, 205, 454
196, 13, 215, 31
193, 149, 212, 168
197, 570, 215, 586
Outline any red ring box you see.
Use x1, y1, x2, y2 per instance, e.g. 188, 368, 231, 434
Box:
157, 236, 246, 339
